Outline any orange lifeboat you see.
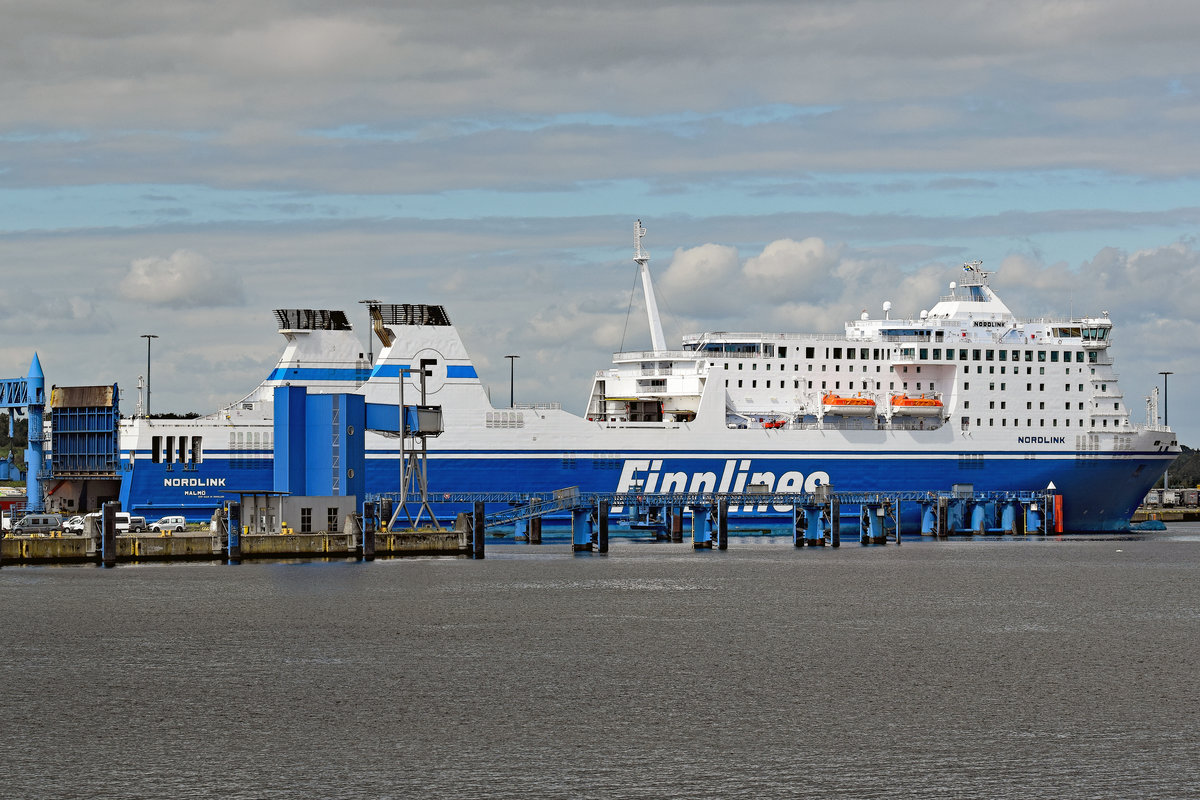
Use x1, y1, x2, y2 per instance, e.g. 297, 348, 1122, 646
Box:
763, 418, 787, 429
821, 392, 876, 416
890, 393, 944, 417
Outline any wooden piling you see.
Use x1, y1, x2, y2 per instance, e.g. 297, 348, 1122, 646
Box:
472, 501, 485, 559
362, 501, 376, 561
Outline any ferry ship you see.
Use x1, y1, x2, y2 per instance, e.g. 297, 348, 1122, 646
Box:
116, 222, 1179, 531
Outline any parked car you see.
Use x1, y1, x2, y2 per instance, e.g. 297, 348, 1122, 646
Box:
129, 516, 147, 532
63, 515, 85, 533
149, 515, 186, 533
13, 513, 64, 535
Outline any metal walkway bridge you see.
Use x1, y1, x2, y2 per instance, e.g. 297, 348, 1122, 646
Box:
371, 486, 1061, 539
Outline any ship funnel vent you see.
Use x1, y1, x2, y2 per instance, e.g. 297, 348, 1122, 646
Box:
274, 309, 352, 331
378, 304, 452, 326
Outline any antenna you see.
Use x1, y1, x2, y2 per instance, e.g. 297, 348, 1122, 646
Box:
633, 220, 667, 352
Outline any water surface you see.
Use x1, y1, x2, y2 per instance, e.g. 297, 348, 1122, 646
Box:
3, 528, 1198, 798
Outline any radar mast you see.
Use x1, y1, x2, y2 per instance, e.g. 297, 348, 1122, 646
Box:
634, 219, 667, 352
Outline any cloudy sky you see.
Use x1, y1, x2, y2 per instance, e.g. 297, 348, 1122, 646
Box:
3, 1, 1200, 445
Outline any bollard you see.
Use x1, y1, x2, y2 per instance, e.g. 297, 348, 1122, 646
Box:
362, 501, 376, 561
717, 499, 728, 550
597, 500, 609, 553
472, 501, 485, 559
226, 502, 242, 562
101, 502, 117, 567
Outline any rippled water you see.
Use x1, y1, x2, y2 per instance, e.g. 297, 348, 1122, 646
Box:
3, 527, 1199, 799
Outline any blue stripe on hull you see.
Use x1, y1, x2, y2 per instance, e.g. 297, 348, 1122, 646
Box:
367, 452, 1165, 533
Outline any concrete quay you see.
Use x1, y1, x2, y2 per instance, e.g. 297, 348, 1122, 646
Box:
1, 527, 470, 566
1131, 507, 1200, 523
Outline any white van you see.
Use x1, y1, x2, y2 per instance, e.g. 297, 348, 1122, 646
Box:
83, 511, 140, 533
13, 514, 65, 535
150, 515, 186, 532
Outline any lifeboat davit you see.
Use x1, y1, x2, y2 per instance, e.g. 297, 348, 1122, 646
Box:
821, 393, 876, 416
890, 393, 944, 417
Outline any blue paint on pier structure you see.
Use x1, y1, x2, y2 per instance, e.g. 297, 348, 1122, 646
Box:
0, 355, 47, 511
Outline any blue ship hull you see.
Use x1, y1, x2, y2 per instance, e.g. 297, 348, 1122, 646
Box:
120, 445, 1169, 533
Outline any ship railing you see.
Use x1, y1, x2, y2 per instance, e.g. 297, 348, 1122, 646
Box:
613, 350, 702, 361
599, 419, 687, 429
514, 402, 562, 411
881, 333, 933, 343
680, 332, 845, 349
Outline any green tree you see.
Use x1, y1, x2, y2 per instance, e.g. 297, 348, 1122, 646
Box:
1164, 445, 1200, 489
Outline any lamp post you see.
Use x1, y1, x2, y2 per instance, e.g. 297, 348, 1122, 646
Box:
141, 334, 159, 418
505, 355, 519, 409
1160, 371, 1173, 490
359, 299, 380, 364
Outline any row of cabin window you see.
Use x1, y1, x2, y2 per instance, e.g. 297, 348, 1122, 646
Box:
720, 351, 1095, 374
963, 401, 1116, 412
724, 347, 1097, 363
961, 418, 1126, 429
722, 378, 1115, 396
912, 348, 1092, 363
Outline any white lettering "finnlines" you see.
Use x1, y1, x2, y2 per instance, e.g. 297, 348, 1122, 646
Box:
615, 459, 830, 512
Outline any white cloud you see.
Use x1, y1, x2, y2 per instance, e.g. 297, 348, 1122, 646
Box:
119, 250, 245, 307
